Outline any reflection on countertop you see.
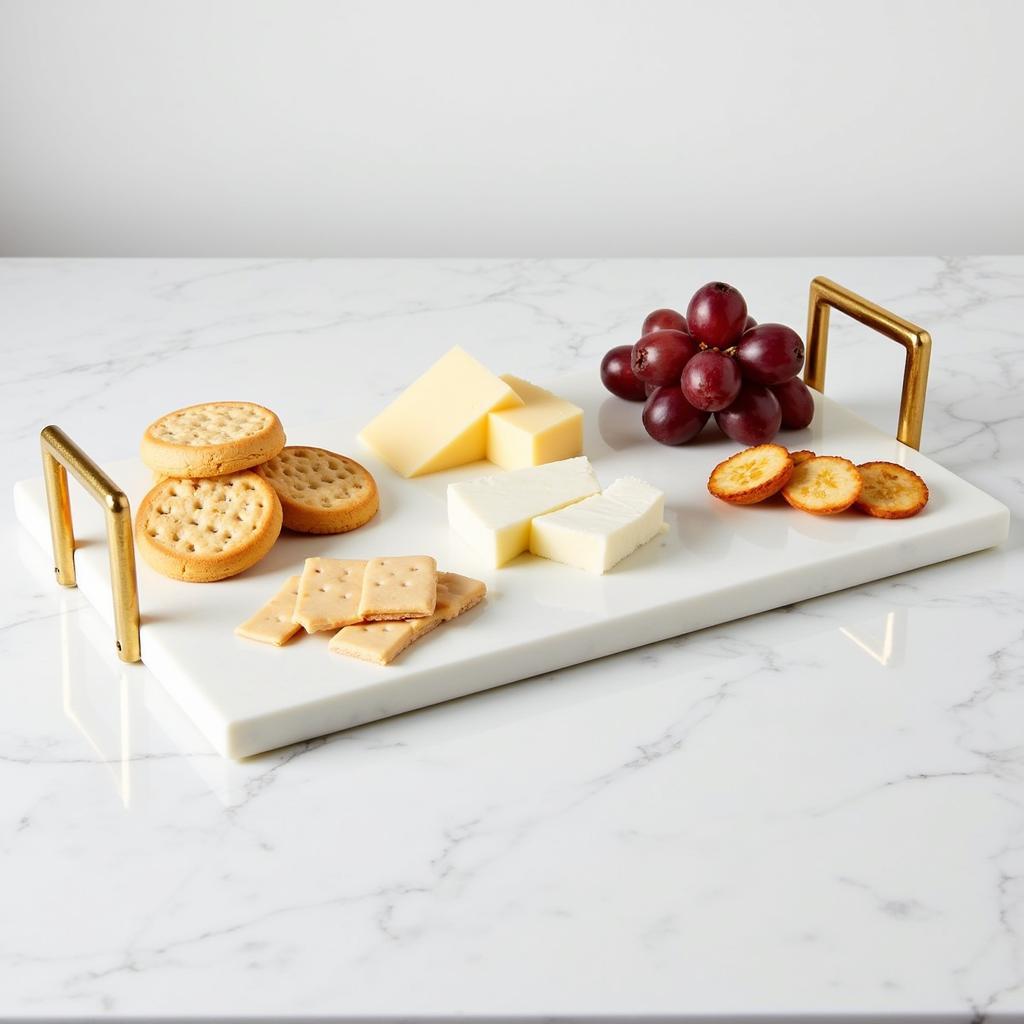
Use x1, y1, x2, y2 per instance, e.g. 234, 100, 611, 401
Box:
2, 256, 1023, 1021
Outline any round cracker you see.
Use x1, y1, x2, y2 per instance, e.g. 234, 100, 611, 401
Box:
782, 455, 862, 515
855, 461, 929, 519
135, 472, 282, 582
256, 446, 379, 534
789, 449, 816, 465
708, 444, 794, 505
140, 402, 286, 478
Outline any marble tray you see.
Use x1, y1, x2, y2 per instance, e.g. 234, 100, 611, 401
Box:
13, 372, 1009, 759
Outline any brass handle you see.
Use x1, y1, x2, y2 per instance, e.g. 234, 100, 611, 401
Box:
804, 276, 932, 450
40, 426, 141, 663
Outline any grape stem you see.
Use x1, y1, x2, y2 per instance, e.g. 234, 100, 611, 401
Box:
697, 341, 738, 358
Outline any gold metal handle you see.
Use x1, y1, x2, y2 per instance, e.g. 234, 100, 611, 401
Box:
40, 426, 141, 663
804, 276, 932, 450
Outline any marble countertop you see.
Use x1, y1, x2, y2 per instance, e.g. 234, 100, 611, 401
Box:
2, 257, 1022, 1022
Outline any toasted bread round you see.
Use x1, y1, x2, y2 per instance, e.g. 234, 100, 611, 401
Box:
140, 402, 285, 478
782, 455, 862, 515
135, 472, 282, 582
855, 461, 929, 519
789, 449, 816, 465
256, 446, 379, 534
708, 444, 794, 505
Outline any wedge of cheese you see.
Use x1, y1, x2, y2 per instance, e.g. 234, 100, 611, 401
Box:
486, 375, 584, 471
358, 346, 524, 477
529, 477, 665, 574
447, 456, 600, 567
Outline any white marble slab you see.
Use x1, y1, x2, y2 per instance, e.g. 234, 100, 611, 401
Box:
12, 376, 1009, 759
2, 257, 1024, 1021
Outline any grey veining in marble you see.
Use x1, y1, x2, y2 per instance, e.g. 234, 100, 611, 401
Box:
1, 257, 1023, 1021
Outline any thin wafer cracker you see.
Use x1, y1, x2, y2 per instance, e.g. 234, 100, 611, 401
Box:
330, 571, 486, 665
408, 572, 487, 639
235, 575, 302, 646
293, 557, 366, 633
358, 556, 437, 621
328, 621, 415, 665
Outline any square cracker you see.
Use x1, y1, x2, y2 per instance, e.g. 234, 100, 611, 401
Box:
358, 555, 437, 621
408, 572, 487, 639
235, 574, 302, 647
328, 621, 415, 665
331, 571, 486, 665
293, 557, 367, 633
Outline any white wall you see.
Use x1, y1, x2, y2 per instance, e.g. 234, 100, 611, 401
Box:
1, 0, 1021, 256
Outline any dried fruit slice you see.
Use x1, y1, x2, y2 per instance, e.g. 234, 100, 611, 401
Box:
855, 461, 929, 519
708, 444, 794, 505
782, 456, 861, 515
789, 449, 815, 465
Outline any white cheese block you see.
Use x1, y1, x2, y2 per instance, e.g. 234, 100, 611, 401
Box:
447, 456, 600, 567
529, 476, 665, 574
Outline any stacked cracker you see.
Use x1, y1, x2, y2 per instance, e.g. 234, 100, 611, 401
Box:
136, 402, 379, 582
235, 556, 486, 666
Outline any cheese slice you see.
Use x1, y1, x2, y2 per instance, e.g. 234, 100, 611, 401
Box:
358, 346, 524, 477
486, 375, 584, 470
529, 477, 665, 574
447, 456, 600, 567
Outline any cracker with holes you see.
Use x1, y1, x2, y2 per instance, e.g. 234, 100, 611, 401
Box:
235, 575, 302, 646
406, 572, 487, 640
855, 461, 929, 519
357, 555, 437, 621
292, 557, 367, 633
708, 444, 794, 505
140, 401, 286, 478
135, 472, 282, 582
330, 571, 486, 665
781, 455, 862, 515
328, 620, 415, 665
256, 446, 379, 535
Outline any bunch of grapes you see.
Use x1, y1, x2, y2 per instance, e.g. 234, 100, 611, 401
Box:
600, 282, 814, 446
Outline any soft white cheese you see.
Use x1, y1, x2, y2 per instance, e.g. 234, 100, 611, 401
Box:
529, 476, 665, 574
447, 456, 601, 567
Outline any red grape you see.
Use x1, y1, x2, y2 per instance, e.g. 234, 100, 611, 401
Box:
744, 315, 757, 330
600, 345, 647, 401
645, 381, 659, 397
735, 323, 805, 385
631, 329, 700, 386
642, 386, 709, 445
714, 383, 782, 445
770, 377, 815, 429
642, 308, 688, 335
681, 349, 742, 412
686, 282, 748, 349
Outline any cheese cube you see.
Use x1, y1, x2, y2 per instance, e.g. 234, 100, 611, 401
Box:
358, 346, 524, 477
529, 477, 665, 574
486, 376, 584, 470
447, 456, 600, 567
